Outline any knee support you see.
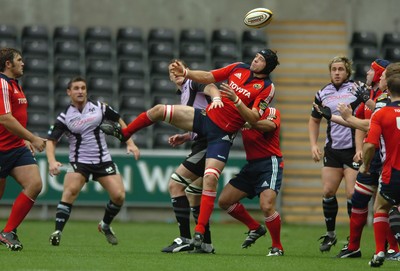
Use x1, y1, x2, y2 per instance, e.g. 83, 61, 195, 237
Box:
352, 181, 375, 209
162, 105, 174, 123
170, 172, 192, 187
185, 183, 202, 196
204, 167, 221, 181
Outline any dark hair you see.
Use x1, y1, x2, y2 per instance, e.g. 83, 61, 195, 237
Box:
67, 76, 86, 89
169, 58, 188, 68
387, 74, 400, 96
0, 48, 22, 72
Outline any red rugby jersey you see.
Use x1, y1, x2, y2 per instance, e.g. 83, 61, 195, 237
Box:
209, 62, 275, 133
365, 101, 400, 184
0, 74, 27, 151
241, 107, 282, 160
355, 88, 384, 120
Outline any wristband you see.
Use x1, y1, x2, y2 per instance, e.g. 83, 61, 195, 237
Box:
233, 96, 239, 104
212, 97, 221, 102
234, 98, 242, 107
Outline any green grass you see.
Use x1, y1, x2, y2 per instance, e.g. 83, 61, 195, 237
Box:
0, 220, 398, 271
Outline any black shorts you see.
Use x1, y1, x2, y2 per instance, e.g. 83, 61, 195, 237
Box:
182, 137, 207, 177
68, 161, 119, 182
229, 156, 283, 199
323, 146, 359, 170
379, 168, 400, 205
0, 146, 37, 178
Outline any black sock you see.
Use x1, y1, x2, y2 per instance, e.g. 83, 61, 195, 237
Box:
172, 196, 191, 239
347, 199, 352, 217
55, 201, 73, 232
323, 196, 338, 232
102, 200, 122, 225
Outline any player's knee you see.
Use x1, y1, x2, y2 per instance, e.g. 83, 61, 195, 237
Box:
203, 167, 221, 190
185, 183, 202, 196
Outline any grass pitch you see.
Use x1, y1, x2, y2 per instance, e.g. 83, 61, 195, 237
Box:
0, 220, 398, 271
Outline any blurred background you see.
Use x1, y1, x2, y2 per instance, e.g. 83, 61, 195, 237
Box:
0, 0, 397, 224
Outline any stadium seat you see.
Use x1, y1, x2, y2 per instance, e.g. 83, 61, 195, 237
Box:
152, 131, 176, 149
25, 91, 50, 110
85, 26, 112, 42
383, 47, 400, 62
242, 43, 265, 64
150, 78, 176, 95
212, 43, 238, 61
180, 29, 207, 44
149, 59, 169, 77
22, 75, 49, 92
54, 40, 80, 57
54, 75, 72, 93
118, 76, 146, 95
212, 60, 232, 69
148, 28, 175, 44
0, 38, 18, 49
54, 91, 72, 115
87, 76, 114, 93
22, 39, 49, 56
152, 93, 180, 106
22, 25, 48, 41
179, 42, 207, 61
352, 46, 378, 62
119, 93, 147, 111
118, 59, 145, 77
350, 31, 378, 48
148, 42, 174, 60
86, 58, 113, 76
353, 61, 370, 82
54, 57, 81, 76
89, 92, 114, 107
185, 60, 211, 71
85, 40, 112, 58
117, 27, 143, 43
117, 41, 144, 60
211, 29, 237, 45
53, 26, 80, 41
382, 32, 400, 50
23, 56, 49, 75
27, 109, 50, 128
242, 29, 267, 45
0, 24, 17, 39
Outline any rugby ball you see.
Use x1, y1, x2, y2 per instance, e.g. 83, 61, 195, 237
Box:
244, 8, 273, 28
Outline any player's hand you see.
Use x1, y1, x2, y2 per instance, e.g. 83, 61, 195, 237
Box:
170, 60, 186, 77
208, 97, 224, 110
313, 103, 331, 120
353, 81, 370, 103
126, 140, 140, 160
353, 150, 363, 163
31, 136, 47, 152
49, 161, 63, 177
168, 133, 189, 147
337, 103, 352, 120
219, 83, 237, 102
311, 145, 322, 162
24, 140, 35, 155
